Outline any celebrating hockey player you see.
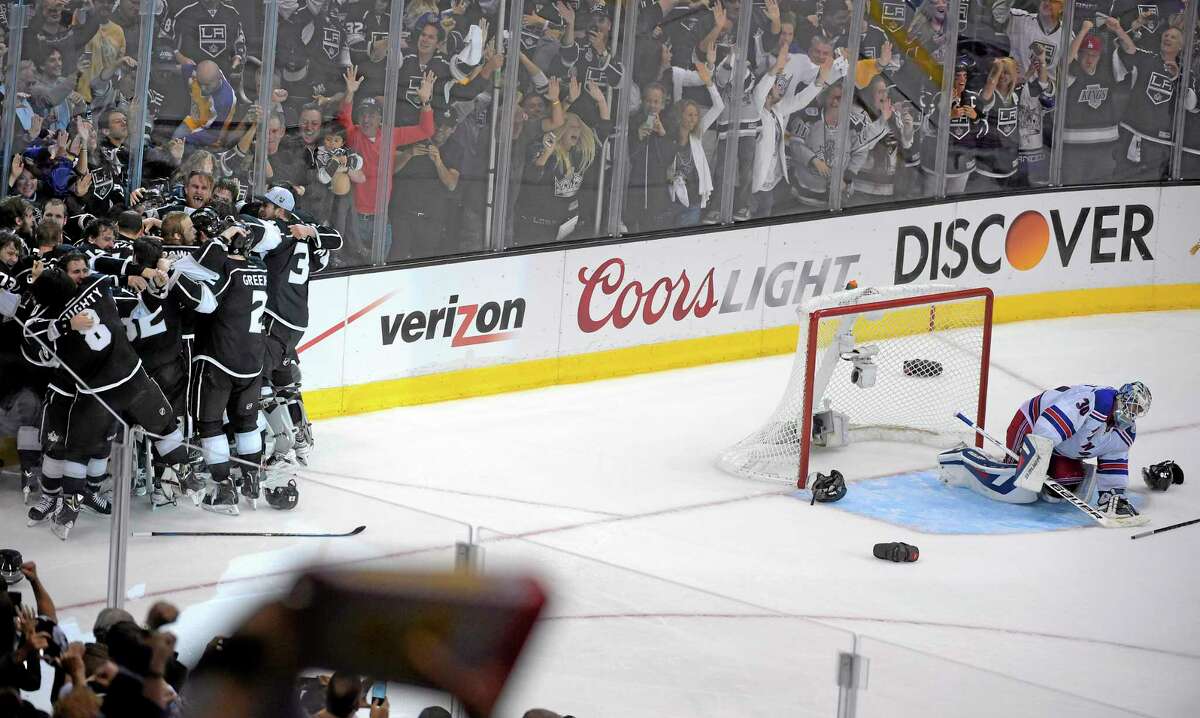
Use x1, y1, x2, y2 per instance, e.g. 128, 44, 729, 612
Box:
22, 260, 191, 540
245, 187, 341, 469
939, 382, 1152, 524
189, 207, 278, 515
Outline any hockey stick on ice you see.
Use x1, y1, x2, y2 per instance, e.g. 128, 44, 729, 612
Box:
133, 525, 366, 538
952, 413, 1145, 529
1130, 517, 1200, 540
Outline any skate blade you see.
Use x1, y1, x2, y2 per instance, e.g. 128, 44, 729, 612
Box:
51, 524, 72, 541
201, 503, 240, 517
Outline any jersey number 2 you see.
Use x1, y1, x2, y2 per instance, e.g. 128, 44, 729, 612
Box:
249, 290, 267, 334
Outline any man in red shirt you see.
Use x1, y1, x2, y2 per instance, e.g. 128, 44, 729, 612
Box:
339, 64, 436, 261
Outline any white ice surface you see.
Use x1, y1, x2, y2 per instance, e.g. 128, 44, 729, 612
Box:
3, 310, 1199, 717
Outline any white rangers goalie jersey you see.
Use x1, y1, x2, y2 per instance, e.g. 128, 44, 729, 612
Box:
1015, 384, 1134, 483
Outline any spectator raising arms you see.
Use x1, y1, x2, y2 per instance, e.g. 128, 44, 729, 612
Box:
337, 64, 435, 259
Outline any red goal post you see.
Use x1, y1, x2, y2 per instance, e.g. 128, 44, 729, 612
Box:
717, 284, 994, 489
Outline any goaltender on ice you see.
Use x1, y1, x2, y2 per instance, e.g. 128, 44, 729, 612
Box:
938, 383, 1153, 522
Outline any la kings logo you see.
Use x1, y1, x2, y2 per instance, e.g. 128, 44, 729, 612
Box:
1079, 83, 1109, 109
1030, 41, 1056, 66
322, 27, 342, 60
199, 24, 227, 57
996, 105, 1017, 136
554, 171, 584, 198
880, 1, 905, 32
1136, 4, 1160, 34
1146, 71, 1174, 105
404, 74, 425, 108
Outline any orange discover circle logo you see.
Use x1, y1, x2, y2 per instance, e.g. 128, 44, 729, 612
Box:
1004, 210, 1051, 271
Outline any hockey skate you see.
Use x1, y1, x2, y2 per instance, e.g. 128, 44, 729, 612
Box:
201, 481, 240, 516
263, 452, 301, 484
132, 465, 149, 497
293, 429, 312, 466
176, 464, 207, 506
52, 496, 80, 541
20, 467, 38, 505
80, 489, 113, 517
27, 494, 60, 526
239, 467, 262, 509
1096, 489, 1148, 527
151, 469, 180, 510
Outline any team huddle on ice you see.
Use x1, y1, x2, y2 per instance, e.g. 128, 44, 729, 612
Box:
938, 381, 1163, 526
0, 187, 340, 540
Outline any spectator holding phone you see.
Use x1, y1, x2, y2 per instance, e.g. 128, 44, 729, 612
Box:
388, 109, 465, 261
514, 82, 610, 245
312, 672, 388, 718
666, 59, 724, 226
625, 82, 672, 233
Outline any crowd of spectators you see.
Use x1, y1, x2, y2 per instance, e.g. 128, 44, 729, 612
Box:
0, 0, 1195, 262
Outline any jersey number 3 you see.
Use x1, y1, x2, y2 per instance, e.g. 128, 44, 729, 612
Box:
288, 242, 310, 285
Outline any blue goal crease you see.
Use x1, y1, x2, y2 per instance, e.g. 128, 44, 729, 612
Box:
791, 470, 1145, 535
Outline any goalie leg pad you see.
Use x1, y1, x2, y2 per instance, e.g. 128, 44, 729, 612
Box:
265, 403, 296, 456
938, 445, 1039, 504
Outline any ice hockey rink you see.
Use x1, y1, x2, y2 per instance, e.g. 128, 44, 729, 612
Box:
4, 309, 1199, 717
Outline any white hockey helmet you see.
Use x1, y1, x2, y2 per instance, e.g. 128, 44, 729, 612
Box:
1114, 381, 1152, 426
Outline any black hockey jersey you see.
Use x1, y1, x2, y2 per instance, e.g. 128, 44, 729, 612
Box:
395, 53, 452, 125
169, 1, 247, 71
259, 221, 342, 332
1117, 48, 1181, 142
975, 88, 1020, 178
126, 272, 214, 370
43, 275, 143, 393
1064, 53, 1124, 144
193, 241, 268, 378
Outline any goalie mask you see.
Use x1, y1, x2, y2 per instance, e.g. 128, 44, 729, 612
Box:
265, 480, 300, 510
1114, 381, 1152, 427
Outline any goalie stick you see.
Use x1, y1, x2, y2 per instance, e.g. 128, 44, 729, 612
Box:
952, 413, 1147, 529
133, 525, 366, 538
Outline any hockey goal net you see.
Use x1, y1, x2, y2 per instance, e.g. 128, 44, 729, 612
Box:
717, 284, 993, 488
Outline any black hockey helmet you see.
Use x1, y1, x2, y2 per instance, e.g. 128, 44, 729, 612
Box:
0, 549, 24, 586
1142, 460, 1184, 491
31, 268, 77, 311
809, 470, 848, 504
190, 206, 229, 241
265, 480, 299, 510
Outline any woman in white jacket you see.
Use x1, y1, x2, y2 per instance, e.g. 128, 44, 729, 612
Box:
664, 58, 725, 227
749, 49, 828, 218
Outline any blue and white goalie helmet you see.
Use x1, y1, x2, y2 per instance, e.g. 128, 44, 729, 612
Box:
1114, 381, 1152, 426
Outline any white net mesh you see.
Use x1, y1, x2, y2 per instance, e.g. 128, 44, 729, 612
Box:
717, 284, 991, 485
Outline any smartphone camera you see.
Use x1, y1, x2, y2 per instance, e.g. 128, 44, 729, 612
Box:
369, 681, 387, 706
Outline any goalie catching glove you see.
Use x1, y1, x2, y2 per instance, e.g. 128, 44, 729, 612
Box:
1143, 461, 1184, 492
